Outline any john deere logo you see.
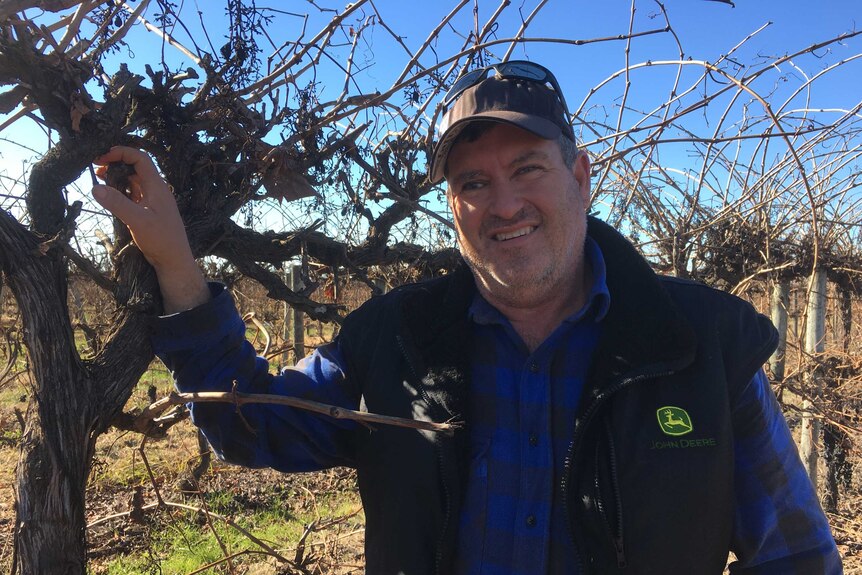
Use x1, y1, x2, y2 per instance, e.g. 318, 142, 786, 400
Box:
657, 406, 693, 436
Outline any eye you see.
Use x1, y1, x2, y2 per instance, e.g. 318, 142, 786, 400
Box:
514, 164, 543, 177
457, 179, 487, 195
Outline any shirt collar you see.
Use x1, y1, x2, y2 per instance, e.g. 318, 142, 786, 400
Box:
469, 235, 611, 326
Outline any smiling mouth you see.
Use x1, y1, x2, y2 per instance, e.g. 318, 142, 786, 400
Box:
494, 226, 536, 241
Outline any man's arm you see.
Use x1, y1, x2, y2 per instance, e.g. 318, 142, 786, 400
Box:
92, 146, 209, 313
152, 282, 360, 471
729, 369, 843, 574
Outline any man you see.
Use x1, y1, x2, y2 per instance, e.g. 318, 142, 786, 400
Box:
92, 60, 842, 574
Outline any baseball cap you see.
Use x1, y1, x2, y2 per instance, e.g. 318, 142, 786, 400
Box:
429, 66, 575, 183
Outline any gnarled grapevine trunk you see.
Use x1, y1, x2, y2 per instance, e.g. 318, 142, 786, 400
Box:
0, 211, 94, 572
0, 141, 159, 573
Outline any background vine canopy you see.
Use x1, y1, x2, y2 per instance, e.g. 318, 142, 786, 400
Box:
1, 0, 860, 296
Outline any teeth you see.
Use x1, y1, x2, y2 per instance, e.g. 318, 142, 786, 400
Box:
495, 226, 534, 241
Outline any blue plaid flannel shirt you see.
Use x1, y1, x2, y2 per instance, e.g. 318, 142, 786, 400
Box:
453, 237, 609, 574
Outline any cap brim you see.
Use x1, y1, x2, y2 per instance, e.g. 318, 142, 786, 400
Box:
429, 112, 562, 184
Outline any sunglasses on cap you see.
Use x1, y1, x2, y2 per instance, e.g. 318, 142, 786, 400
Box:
440, 60, 571, 117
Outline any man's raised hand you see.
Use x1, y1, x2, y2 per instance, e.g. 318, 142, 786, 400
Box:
92, 146, 210, 313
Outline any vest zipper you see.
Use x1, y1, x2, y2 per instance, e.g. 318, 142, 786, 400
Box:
396, 334, 451, 575
562, 370, 672, 573
593, 421, 626, 568
603, 418, 626, 568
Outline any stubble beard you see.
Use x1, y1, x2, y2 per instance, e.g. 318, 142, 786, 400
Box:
459, 211, 588, 311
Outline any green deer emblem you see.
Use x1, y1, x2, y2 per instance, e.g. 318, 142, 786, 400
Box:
657, 406, 693, 436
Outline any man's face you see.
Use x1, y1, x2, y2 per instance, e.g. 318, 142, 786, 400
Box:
446, 123, 591, 309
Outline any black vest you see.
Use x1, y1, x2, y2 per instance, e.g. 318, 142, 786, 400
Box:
338, 217, 778, 574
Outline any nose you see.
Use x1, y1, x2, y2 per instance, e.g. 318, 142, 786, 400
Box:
487, 180, 526, 220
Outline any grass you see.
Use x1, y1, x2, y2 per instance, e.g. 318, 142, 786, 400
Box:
89, 464, 364, 575
101, 519, 266, 574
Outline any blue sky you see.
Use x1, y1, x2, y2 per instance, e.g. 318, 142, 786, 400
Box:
331, 0, 860, 109
3, 0, 858, 163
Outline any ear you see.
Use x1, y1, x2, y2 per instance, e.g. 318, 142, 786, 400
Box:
572, 151, 591, 204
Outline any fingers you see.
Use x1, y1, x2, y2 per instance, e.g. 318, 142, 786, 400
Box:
93, 146, 161, 181
91, 183, 139, 224
90, 150, 193, 274
91, 147, 174, 226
